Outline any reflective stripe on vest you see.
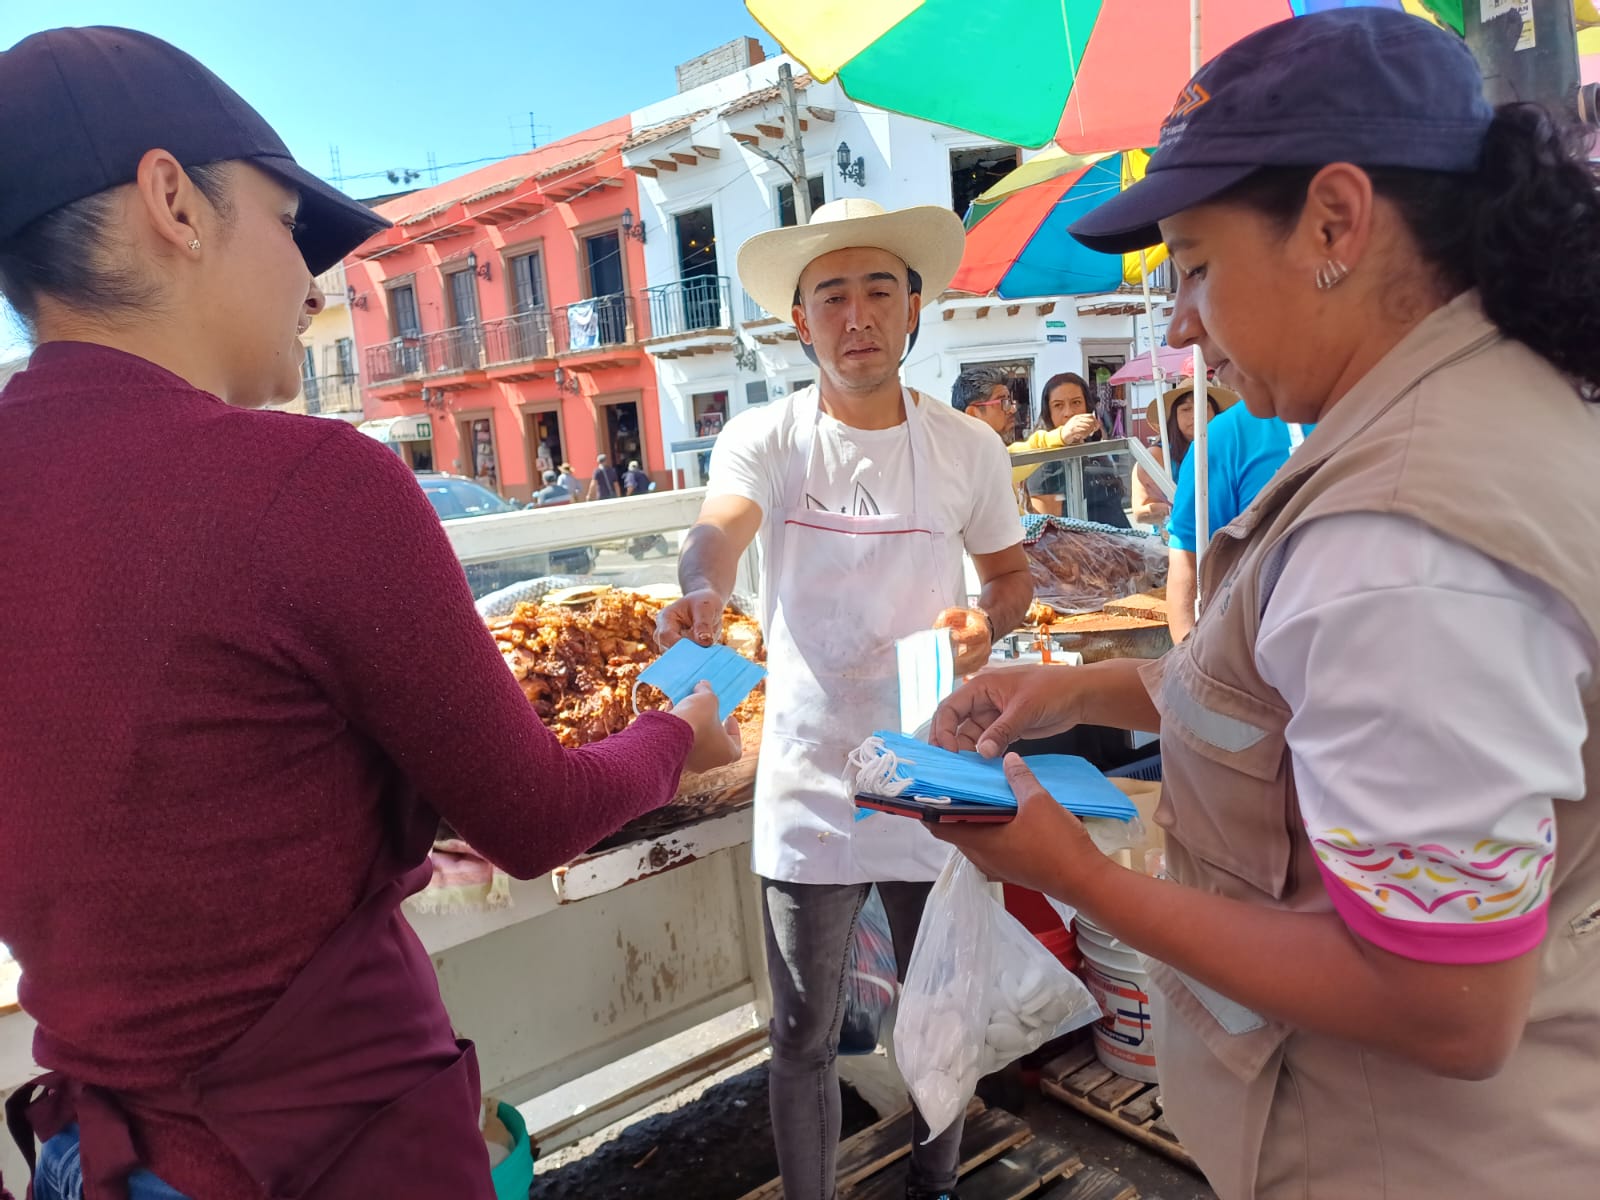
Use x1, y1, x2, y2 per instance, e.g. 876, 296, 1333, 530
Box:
1162, 666, 1271, 753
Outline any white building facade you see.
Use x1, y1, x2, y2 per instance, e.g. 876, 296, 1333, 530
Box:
623, 54, 1175, 486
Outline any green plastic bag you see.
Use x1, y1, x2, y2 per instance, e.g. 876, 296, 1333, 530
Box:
490, 1101, 536, 1200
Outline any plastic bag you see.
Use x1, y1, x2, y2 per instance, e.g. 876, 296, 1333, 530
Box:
895, 853, 1101, 1140
1021, 519, 1168, 616
839, 886, 898, 1055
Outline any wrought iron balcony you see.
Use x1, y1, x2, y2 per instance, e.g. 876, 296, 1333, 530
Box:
483, 309, 554, 366
420, 324, 485, 375
742, 289, 772, 324
364, 335, 425, 384
552, 294, 637, 354
302, 373, 362, 414
644, 276, 731, 339
363, 325, 485, 384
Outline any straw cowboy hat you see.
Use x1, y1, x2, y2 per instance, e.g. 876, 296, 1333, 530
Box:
1145, 380, 1240, 430
737, 198, 967, 321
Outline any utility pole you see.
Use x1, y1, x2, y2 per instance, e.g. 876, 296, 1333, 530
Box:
1464, 0, 1581, 112
780, 64, 812, 224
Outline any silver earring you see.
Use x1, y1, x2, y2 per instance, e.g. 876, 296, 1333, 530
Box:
1315, 258, 1350, 290
188, 238, 201, 252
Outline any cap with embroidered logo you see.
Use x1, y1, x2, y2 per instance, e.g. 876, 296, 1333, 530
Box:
1069, 7, 1493, 255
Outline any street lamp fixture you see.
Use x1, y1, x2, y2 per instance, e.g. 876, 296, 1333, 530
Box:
836, 142, 866, 187
622, 207, 647, 244
465, 251, 493, 282
345, 285, 368, 310
554, 366, 582, 394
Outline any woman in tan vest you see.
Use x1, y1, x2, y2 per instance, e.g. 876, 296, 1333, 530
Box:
928, 9, 1600, 1199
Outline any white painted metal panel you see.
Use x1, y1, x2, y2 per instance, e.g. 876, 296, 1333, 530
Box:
434, 847, 758, 1104
443, 489, 709, 562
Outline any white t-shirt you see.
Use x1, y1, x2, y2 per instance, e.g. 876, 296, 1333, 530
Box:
1255, 510, 1594, 965
707, 389, 1023, 609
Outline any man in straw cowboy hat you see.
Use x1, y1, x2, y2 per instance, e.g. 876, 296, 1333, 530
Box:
657, 199, 1033, 1200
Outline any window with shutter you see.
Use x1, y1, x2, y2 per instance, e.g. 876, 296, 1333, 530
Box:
511, 253, 544, 313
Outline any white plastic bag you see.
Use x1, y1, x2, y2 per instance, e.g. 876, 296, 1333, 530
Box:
895, 853, 1102, 1141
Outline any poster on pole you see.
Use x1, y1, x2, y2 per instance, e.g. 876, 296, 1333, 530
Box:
1481, 0, 1536, 52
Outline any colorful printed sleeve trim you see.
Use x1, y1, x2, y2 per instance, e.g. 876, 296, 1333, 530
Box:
1310, 822, 1555, 965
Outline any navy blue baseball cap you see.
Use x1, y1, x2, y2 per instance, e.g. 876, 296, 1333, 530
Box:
0, 26, 391, 273
1070, 7, 1493, 255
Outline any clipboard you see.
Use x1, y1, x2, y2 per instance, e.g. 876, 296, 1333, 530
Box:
853, 793, 1016, 825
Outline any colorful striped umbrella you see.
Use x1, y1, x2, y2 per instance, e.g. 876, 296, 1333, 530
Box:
746, 1, 1459, 151
951, 149, 1164, 298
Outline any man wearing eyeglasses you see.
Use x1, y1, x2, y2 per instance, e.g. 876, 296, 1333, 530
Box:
951, 366, 1018, 440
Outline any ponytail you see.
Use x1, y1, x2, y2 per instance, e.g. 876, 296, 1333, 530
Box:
1448, 105, 1600, 400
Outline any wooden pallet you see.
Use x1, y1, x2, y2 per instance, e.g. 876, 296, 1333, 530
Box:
1038, 1045, 1198, 1174
737, 1097, 1141, 1200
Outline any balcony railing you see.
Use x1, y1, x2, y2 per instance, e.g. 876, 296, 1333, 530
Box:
741, 288, 791, 326
365, 336, 424, 384
553, 294, 637, 354
364, 299, 637, 386
363, 325, 486, 383
742, 289, 771, 324
483, 309, 554, 366
644, 276, 731, 339
302, 373, 362, 414
419, 324, 485, 375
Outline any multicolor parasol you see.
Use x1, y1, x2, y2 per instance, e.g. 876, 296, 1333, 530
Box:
952, 149, 1165, 298
745, 1, 1459, 152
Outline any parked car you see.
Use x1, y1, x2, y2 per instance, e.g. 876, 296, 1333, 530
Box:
415, 472, 595, 597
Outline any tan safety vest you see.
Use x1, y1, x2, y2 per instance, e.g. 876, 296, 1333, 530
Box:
1141, 292, 1600, 1198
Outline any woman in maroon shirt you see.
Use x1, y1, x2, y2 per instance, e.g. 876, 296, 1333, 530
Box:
0, 27, 740, 1200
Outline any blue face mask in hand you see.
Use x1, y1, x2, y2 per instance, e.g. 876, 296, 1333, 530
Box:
634, 638, 767, 723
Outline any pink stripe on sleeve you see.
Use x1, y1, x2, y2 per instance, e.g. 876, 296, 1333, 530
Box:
1316, 859, 1549, 965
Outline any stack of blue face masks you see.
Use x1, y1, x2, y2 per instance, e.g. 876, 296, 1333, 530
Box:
856, 730, 1137, 822
634, 637, 767, 722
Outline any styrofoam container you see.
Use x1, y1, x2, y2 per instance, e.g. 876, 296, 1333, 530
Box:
1075, 917, 1158, 1083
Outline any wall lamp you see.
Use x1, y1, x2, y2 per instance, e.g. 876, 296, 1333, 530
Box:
554, 366, 582, 395
621, 207, 647, 244
836, 142, 866, 187
733, 336, 759, 373
345, 285, 368, 310
465, 251, 493, 282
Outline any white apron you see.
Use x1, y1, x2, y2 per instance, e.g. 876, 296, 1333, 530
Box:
752, 386, 960, 884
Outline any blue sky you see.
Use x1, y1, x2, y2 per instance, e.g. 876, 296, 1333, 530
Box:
1, 0, 772, 358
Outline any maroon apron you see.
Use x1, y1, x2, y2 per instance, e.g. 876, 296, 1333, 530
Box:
2, 810, 495, 1200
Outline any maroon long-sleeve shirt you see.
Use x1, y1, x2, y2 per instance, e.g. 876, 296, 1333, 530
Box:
0, 342, 692, 1196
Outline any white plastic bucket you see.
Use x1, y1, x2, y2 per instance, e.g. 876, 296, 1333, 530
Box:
1075, 917, 1158, 1083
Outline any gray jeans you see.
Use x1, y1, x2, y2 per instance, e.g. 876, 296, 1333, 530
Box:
761, 878, 965, 1200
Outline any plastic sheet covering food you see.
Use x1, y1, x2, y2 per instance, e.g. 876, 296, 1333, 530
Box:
1020, 515, 1168, 616
475, 575, 601, 620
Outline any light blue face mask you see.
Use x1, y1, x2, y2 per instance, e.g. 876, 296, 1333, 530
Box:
634, 638, 767, 723
847, 730, 1138, 822
895, 628, 956, 741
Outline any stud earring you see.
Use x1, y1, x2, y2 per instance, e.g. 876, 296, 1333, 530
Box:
188, 238, 201, 252
1315, 258, 1350, 290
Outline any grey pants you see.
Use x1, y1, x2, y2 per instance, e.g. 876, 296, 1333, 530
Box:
761, 878, 965, 1200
